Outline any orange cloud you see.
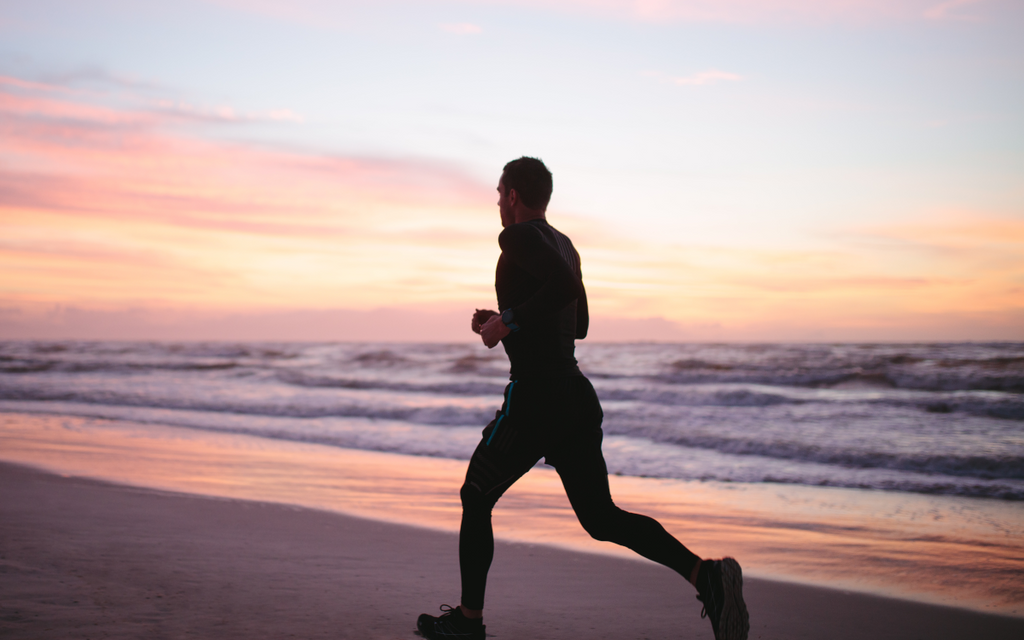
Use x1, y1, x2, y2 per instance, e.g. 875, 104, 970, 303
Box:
545, 208, 1024, 340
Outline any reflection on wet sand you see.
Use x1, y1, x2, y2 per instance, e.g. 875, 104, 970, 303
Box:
1, 412, 1021, 616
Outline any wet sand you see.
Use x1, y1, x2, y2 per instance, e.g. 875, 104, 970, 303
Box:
2, 411, 1023, 618
2, 462, 1023, 640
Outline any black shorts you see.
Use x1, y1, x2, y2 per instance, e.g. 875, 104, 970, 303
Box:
464, 374, 605, 498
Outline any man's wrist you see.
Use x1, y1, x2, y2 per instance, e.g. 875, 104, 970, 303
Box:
501, 308, 520, 332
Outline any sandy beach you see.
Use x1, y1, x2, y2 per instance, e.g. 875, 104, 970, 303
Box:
2, 461, 1022, 640
3, 411, 1022, 615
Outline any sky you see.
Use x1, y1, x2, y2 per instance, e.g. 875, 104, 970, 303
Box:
1, 0, 1022, 342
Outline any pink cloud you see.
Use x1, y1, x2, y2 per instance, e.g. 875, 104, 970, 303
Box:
440, 22, 483, 33
0, 75, 486, 219
0, 305, 476, 342
510, 0, 1004, 23
4, 301, 1021, 342
205, 0, 992, 26
0, 75, 75, 93
923, 0, 986, 21
0, 74, 501, 314
5, 72, 1020, 342
0, 82, 151, 128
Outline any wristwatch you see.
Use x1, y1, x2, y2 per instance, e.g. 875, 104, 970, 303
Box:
501, 309, 520, 332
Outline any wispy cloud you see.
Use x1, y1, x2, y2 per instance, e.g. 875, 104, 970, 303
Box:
545, 205, 1024, 340
151, 99, 304, 124
0, 75, 74, 93
643, 69, 743, 86
541, 0, 993, 24
3, 68, 1020, 341
207, 1, 988, 27
195, 0, 937, 26
852, 213, 1024, 256
267, 108, 303, 122
0, 75, 498, 312
36, 66, 158, 92
0, 75, 303, 129
924, 0, 986, 21
440, 22, 482, 34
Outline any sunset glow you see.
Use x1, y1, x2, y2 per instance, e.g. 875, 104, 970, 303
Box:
1, 0, 1021, 341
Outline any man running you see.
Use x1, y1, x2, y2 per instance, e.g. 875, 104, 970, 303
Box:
417, 157, 749, 640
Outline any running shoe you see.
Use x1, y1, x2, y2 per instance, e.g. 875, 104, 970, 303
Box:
417, 604, 486, 640
696, 558, 750, 640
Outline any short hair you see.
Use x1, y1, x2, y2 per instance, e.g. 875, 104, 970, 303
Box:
502, 156, 553, 210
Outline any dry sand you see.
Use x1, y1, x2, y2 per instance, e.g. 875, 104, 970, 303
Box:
2, 462, 1022, 640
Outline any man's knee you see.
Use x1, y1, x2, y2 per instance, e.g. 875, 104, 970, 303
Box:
460, 480, 490, 514
576, 504, 623, 542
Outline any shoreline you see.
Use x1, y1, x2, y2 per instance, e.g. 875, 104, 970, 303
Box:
2, 410, 1023, 619
3, 461, 1024, 639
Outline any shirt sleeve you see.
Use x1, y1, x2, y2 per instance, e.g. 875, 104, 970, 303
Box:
498, 224, 582, 327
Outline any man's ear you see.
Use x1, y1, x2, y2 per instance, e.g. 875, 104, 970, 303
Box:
507, 187, 519, 207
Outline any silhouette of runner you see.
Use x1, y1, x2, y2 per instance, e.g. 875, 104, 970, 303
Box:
417, 157, 749, 640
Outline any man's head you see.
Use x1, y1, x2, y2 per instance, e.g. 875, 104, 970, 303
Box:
500, 156, 552, 212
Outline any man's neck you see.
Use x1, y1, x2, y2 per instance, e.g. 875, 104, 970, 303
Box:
515, 209, 546, 224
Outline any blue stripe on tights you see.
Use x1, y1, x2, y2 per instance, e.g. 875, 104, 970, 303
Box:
486, 380, 516, 446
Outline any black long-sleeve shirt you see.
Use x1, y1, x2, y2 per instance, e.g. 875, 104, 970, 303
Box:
495, 218, 589, 379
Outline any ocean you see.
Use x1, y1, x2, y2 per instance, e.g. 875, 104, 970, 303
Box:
1, 340, 1021, 501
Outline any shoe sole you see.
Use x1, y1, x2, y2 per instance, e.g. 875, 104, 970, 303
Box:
416, 614, 485, 640
719, 558, 750, 640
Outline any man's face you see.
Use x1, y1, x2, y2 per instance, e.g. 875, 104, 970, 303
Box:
497, 178, 515, 228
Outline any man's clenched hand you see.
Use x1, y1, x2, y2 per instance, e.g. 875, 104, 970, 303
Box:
471, 309, 498, 335
479, 314, 510, 348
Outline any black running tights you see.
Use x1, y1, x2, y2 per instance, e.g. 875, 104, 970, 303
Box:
458, 437, 700, 611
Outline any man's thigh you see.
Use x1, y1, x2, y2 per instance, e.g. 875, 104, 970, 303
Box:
463, 381, 546, 500
552, 438, 614, 518
462, 435, 540, 502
